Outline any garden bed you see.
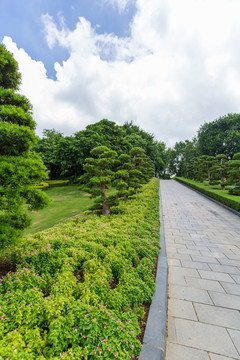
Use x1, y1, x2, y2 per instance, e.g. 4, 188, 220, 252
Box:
0, 179, 160, 359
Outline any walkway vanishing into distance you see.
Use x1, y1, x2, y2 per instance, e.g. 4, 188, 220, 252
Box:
160, 180, 240, 360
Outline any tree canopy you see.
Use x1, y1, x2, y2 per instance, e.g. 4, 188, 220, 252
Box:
0, 43, 50, 247
34, 120, 168, 180
198, 113, 240, 158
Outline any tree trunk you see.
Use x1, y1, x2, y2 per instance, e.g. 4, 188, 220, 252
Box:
102, 200, 110, 216
220, 175, 225, 190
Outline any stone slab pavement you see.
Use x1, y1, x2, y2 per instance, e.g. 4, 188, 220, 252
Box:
160, 180, 240, 360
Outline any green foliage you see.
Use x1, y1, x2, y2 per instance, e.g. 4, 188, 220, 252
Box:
0, 88, 32, 111
80, 146, 117, 215
0, 44, 50, 247
227, 152, 240, 195
0, 44, 21, 89
34, 120, 167, 181
1, 179, 160, 359
198, 113, 240, 158
46, 180, 70, 187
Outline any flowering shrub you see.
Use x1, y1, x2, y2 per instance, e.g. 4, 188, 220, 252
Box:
0, 179, 160, 359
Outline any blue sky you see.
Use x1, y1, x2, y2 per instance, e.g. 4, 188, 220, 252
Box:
0, 0, 136, 78
1, 0, 240, 146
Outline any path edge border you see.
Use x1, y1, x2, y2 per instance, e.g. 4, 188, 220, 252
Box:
175, 179, 240, 217
139, 179, 168, 360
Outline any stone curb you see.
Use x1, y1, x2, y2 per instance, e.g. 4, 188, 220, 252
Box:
139, 180, 168, 360
175, 179, 240, 217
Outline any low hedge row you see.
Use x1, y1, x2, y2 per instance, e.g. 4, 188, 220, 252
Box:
46, 180, 70, 188
31, 180, 70, 191
0, 178, 160, 359
176, 177, 240, 212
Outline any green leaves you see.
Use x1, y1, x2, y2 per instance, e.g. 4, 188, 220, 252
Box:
0, 44, 21, 89
0, 49, 50, 247
1, 179, 160, 359
0, 105, 36, 129
79, 146, 117, 215
0, 122, 37, 156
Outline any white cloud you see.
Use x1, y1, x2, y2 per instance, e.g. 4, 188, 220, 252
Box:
3, 0, 240, 146
103, 0, 135, 13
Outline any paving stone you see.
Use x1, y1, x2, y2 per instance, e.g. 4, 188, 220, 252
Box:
166, 343, 209, 360
191, 255, 220, 264
218, 258, 240, 267
178, 248, 201, 255
199, 270, 235, 283
167, 253, 192, 261
209, 264, 240, 275
194, 303, 240, 330
169, 285, 213, 304
168, 298, 197, 320
168, 273, 186, 286
220, 282, 240, 296
228, 329, 240, 355
185, 277, 225, 292
175, 318, 239, 358
168, 259, 181, 266
186, 245, 210, 251
181, 261, 211, 270
209, 291, 240, 311
209, 353, 239, 360
231, 274, 240, 284
167, 243, 187, 249
167, 316, 177, 342
169, 266, 200, 278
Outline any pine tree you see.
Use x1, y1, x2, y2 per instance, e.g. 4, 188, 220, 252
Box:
0, 44, 50, 247
227, 152, 240, 195
79, 146, 117, 215
211, 154, 228, 190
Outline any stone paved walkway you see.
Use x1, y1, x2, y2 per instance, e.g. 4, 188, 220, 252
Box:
160, 180, 240, 360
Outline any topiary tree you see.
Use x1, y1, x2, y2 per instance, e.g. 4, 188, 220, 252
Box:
79, 146, 117, 216
211, 154, 228, 190
0, 44, 50, 248
227, 152, 240, 195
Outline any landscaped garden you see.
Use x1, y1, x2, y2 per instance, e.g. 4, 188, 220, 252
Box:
0, 178, 160, 359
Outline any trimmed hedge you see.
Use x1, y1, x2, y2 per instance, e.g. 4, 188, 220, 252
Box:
31, 182, 49, 191
46, 180, 70, 187
176, 177, 240, 213
31, 180, 70, 191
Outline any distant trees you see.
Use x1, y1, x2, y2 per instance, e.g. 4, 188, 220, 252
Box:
198, 114, 240, 158
0, 44, 50, 247
167, 114, 240, 177
34, 119, 168, 181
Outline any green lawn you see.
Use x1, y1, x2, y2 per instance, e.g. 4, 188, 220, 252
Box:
24, 185, 94, 234
176, 177, 240, 212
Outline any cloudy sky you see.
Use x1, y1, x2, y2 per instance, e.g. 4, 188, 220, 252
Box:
1, 0, 240, 147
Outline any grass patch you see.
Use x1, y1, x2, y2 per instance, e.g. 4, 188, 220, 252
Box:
176, 177, 240, 212
25, 186, 116, 235
24, 185, 95, 234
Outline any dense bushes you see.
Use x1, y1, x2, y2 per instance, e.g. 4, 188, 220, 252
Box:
0, 179, 160, 359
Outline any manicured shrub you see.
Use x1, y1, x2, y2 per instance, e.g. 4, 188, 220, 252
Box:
46, 180, 70, 187
0, 178, 160, 359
